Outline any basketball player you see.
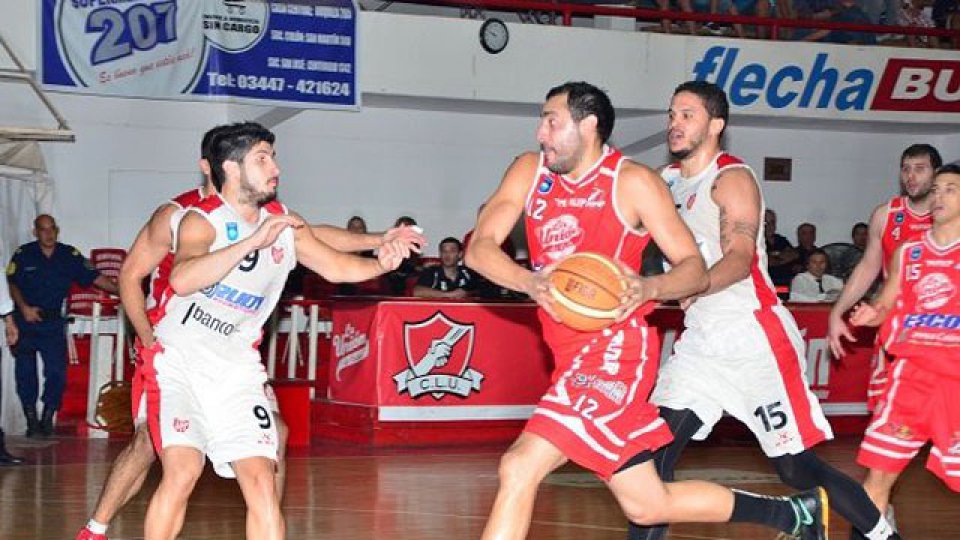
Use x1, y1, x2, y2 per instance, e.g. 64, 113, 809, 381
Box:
135, 122, 415, 540
75, 126, 425, 540
467, 81, 827, 540
848, 163, 960, 533
828, 144, 939, 410
626, 81, 897, 540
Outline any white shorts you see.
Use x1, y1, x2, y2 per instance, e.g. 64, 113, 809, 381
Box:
141, 341, 279, 478
651, 306, 833, 457
264, 382, 280, 414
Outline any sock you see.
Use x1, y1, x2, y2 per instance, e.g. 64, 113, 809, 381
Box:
728, 489, 798, 534
86, 520, 108, 535
863, 518, 895, 540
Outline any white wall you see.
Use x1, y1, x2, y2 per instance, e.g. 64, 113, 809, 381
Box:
1, 5, 955, 255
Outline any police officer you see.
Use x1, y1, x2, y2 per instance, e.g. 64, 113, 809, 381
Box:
0, 250, 24, 464
6, 215, 118, 437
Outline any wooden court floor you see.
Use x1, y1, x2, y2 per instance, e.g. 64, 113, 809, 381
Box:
0, 434, 955, 539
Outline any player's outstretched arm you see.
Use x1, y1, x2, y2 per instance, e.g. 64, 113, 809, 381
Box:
310, 224, 426, 254
828, 203, 886, 356
295, 214, 418, 283
849, 244, 903, 328
119, 204, 177, 346
622, 162, 707, 303
170, 212, 301, 295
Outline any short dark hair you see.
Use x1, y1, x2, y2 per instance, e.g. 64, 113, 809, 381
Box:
394, 215, 417, 227
200, 124, 234, 161
901, 144, 942, 170
673, 81, 729, 130
851, 222, 868, 234
797, 222, 816, 233
936, 162, 960, 177
208, 122, 275, 190
546, 82, 615, 144
439, 237, 463, 251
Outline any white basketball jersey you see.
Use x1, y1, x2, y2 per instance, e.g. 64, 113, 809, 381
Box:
153, 194, 296, 352
661, 153, 781, 323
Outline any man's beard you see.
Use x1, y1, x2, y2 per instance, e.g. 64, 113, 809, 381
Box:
239, 172, 276, 205
670, 147, 693, 161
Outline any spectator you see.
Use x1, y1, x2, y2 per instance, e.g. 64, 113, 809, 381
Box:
6, 214, 118, 437
345, 215, 375, 258
652, 0, 700, 35
800, 0, 878, 43
794, 222, 819, 273
756, 0, 795, 38
413, 238, 477, 299
933, 0, 960, 29
384, 215, 423, 295
898, 0, 938, 47
852, 221, 869, 251
790, 248, 843, 302
764, 209, 798, 287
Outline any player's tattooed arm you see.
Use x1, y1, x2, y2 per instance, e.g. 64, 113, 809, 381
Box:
701, 168, 761, 296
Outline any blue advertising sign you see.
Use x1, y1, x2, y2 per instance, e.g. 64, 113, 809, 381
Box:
41, 0, 359, 109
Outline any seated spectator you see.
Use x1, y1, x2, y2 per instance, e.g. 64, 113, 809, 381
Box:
344, 215, 375, 259
794, 222, 818, 274
756, 0, 795, 38
851, 221, 868, 251
790, 248, 843, 302
898, 0, 938, 47
764, 209, 799, 287
384, 215, 423, 295
800, 0, 878, 43
412, 238, 476, 299
933, 0, 960, 29
651, 0, 700, 35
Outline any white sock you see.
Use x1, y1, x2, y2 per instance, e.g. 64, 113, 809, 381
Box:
86, 519, 108, 535
863, 517, 894, 540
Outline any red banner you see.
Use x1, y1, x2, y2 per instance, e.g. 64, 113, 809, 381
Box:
328, 300, 876, 422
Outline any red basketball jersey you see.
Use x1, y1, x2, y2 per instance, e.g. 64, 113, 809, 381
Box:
524, 147, 650, 345
146, 188, 205, 321
884, 233, 960, 377
881, 196, 932, 277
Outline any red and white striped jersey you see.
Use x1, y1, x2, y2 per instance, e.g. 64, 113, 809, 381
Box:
883, 232, 960, 377
661, 153, 780, 323
145, 188, 206, 320
524, 146, 651, 345
152, 194, 296, 352
881, 195, 932, 277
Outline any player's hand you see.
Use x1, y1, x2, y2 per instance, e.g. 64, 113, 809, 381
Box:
849, 302, 884, 328
827, 311, 857, 358
616, 267, 655, 322
21, 305, 42, 324
383, 225, 426, 255
523, 264, 560, 323
376, 240, 406, 272
4, 317, 18, 347
248, 215, 303, 251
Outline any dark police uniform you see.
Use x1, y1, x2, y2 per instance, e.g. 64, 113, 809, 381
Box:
6, 241, 99, 413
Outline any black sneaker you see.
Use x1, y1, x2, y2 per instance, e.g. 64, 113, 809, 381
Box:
788, 487, 829, 540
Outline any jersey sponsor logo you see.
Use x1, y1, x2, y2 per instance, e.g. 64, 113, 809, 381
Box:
902, 312, 960, 329
333, 322, 370, 381
173, 417, 190, 433
925, 259, 954, 268
555, 187, 606, 209
226, 222, 239, 242
913, 272, 956, 310
537, 174, 554, 194
895, 212, 905, 224
271, 245, 284, 264
393, 311, 483, 399
181, 302, 236, 337
570, 373, 627, 405
692, 46, 960, 113
909, 245, 923, 260
200, 282, 265, 313
536, 214, 584, 262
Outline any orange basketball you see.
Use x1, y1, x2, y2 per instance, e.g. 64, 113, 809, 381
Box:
547, 252, 627, 332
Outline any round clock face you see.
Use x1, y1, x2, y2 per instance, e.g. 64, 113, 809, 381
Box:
480, 18, 509, 54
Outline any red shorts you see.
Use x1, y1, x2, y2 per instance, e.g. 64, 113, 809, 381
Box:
866, 344, 891, 412
857, 358, 960, 492
525, 320, 672, 481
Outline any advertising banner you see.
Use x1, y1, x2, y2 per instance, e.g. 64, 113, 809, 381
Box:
41, 0, 358, 109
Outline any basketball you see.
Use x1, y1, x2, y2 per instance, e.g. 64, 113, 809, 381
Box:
547, 252, 627, 332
